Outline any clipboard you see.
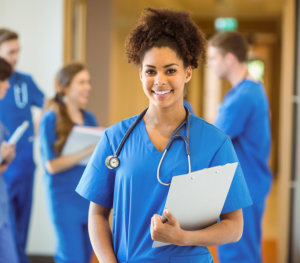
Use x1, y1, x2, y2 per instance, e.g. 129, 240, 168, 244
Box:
153, 162, 237, 248
8, 120, 29, 145
61, 126, 105, 165
0, 121, 29, 164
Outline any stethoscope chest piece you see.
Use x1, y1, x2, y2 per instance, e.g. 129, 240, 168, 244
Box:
105, 155, 120, 169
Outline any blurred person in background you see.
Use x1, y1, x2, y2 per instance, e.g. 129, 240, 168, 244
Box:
0, 57, 18, 263
208, 31, 272, 263
0, 28, 45, 263
39, 62, 97, 263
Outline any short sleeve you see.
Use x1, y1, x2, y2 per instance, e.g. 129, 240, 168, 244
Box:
76, 131, 115, 208
84, 111, 98, 126
39, 111, 57, 162
210, 138, 252, 214
215, 91, 253, 139
28, 75, 44, 108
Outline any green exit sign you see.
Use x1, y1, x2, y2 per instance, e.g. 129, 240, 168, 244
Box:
214, 18, 238, 32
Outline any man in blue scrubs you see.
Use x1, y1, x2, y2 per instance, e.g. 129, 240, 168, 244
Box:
208, 32, 272, 263
0, 28, 45, 263
0, 57, 19, 263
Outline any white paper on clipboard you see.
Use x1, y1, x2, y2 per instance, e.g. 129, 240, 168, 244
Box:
61, 126, 105, 165
153, 162, 238, 248
8, 120, 29, 145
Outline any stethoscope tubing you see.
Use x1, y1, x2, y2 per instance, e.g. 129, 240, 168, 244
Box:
105, 106, 192, 186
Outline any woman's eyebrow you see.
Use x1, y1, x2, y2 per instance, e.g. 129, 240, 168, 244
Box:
144, 63, 179, 68
164, 63, 179, 68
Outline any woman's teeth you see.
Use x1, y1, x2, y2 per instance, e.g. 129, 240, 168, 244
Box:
155, 90, 171, 95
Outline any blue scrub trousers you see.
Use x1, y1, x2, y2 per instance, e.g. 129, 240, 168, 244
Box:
45, 180, 92, 263
0, 222, 19, 263
218, 201, 266, 263
7, 171, 34, 263
53, 219, 91, 263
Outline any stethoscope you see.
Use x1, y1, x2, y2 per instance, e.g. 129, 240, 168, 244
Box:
105, 106, 191, 186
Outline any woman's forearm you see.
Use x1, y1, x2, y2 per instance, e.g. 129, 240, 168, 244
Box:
89, 203, 117, 263
46, 145, 95, 174
180, 209, 243, 247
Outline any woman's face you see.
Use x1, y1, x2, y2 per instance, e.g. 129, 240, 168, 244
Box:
140, 47, 192, 110
64, 69, 91, 108
0, 79, 9, 100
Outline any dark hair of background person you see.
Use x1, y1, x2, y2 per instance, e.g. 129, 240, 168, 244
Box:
209, 31, 249, 63
125, 8, 207, 69
45, 62, 86, 154
0, 28, 18, 46
0, 57, 12, 81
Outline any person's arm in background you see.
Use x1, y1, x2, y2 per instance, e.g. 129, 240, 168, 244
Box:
0, 141, 15, 164
28, 74, 46, 136
0, 163, 7, 173
45, 144, 96, 174
0, 141, 15, 173
89, 202, 118, 263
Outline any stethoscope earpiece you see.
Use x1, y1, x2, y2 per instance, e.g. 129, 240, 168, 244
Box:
105, 155, 120, 169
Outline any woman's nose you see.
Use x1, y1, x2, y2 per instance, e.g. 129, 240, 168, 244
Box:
154, 75, 166, 86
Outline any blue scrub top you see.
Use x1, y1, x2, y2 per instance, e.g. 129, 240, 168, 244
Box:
39, 109, 97, 180
76, 113, 252, 262
183, 99, 194, 114
0, 71, 44, 184
215, 79, 272, 202
0, 122, 9, 228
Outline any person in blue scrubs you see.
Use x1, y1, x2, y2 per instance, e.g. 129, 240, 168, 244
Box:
0, 57, 19, 263
76, 8, 252, 263
39, 63, 97, 263
0, 28, 45, 263
208, 32, 272, 263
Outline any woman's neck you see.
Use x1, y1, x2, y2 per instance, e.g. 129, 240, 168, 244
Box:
65, 100, 83, 125
145, 104, 186, 131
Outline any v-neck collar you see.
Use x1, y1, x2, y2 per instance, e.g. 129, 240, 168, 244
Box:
139, 117, 187, 154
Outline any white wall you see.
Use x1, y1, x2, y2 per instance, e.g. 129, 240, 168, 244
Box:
0, 0, 64, 255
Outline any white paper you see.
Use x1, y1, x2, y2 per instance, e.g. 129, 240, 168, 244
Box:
61, 126, 105, 165
8, 120, 29, 145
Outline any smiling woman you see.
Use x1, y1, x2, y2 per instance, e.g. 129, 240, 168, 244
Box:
76, 8, 252, 263
38, 62, 98, 263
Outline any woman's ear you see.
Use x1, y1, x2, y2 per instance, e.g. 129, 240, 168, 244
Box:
185, 66, 192, 83
139, 65, 144, 82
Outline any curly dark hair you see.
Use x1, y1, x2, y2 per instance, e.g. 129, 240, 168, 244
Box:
125, 8, 206, 68
0, 57, 12, 81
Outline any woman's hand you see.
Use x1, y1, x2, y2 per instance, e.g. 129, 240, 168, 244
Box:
0, 142, 16, 164
0, 163, 8, 174
150, 209, 185, 246
151, 208, 243, 247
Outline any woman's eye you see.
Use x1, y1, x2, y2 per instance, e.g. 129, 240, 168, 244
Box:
145, 70, 156, 75
166, 68, 176, 74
